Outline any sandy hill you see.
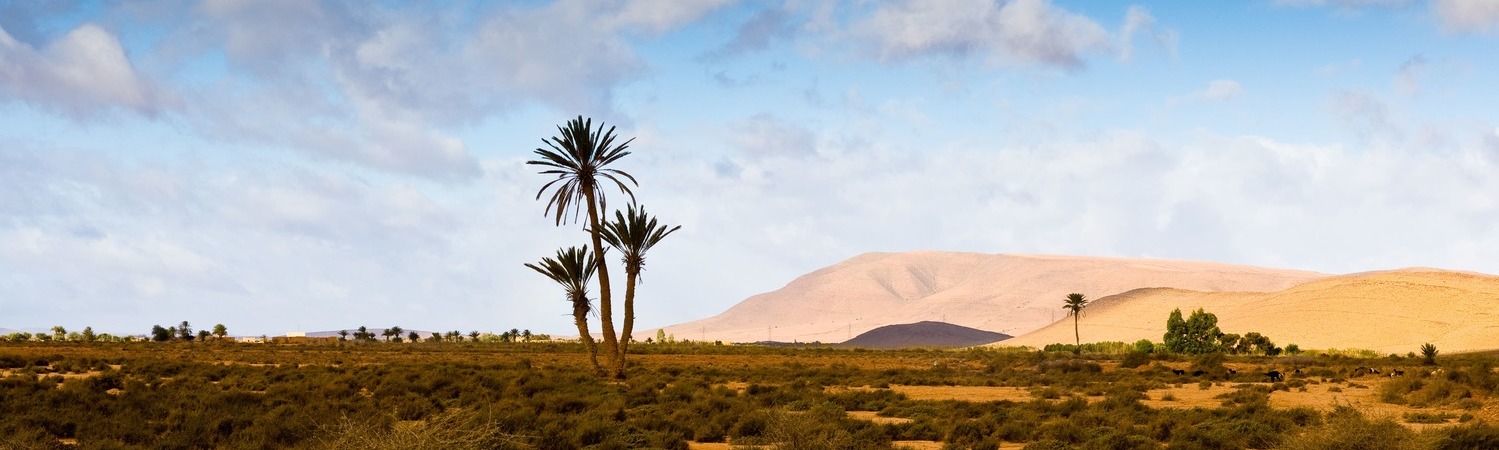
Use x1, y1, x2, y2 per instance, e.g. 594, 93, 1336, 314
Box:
657, 251, 1324, 343
998, 269, 1499, 354
842, 321, 1011, 349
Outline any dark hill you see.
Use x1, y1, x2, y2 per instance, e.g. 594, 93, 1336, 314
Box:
842, 321, 1010, 349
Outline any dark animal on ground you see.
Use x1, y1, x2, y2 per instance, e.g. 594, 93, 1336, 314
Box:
1266, 370, 1284, 382
1172, 369, 1186, 376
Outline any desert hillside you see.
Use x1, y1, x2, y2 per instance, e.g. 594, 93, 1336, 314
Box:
657, 251, 1324, 343
842, 321, 1010, 349
997, 269, 1499, 354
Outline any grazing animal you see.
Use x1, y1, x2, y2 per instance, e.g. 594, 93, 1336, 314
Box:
1172, 369, 1186, 376
1266, 370, 1284, 382
1389, 369, 1404, 377
1192, 370, 1207, 377
1227, 368, 1237, 375
1294, 368, 1303, 375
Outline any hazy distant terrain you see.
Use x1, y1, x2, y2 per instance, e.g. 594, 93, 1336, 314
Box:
659, 251, 1324, 343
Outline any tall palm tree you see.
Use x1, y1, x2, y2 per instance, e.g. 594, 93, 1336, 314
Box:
600, 204, 680, 372
528, 116, 636, 377
1063, 293, 1089, 354
526, 246, 603, 374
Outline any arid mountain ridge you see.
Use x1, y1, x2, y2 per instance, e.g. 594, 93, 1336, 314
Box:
658, 251, 1329, 344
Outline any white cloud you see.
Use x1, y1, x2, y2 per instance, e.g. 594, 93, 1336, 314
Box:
609, 0, 735, 34
850, 0, 1110, 69
727, 114, 819, 158
1119, 5, 1178, 62
0, 23, 158, 118
1396, 55, 1426, 95
1330, 90, 1403, 144
1198, 79, 1244, 101
1433, 0, 1499, 33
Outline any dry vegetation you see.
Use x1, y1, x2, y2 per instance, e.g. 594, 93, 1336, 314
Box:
2, 341, 1499, 449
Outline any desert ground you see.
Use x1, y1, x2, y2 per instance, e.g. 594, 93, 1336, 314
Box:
3, 340, 1498, 449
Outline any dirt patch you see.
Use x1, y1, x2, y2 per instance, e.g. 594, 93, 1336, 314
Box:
847, 410, 912, 424
884, 385, 1035, 402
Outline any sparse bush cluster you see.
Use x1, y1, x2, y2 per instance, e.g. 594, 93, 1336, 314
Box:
2, 339, 1498, 449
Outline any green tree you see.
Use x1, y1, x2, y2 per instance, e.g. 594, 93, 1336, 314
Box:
212, 324, 228, 340
522, 329, 533, 342
1285, 343, 1301, 355
600, 204, 681, 373
528, 116, 637, 377
1420, 343, 1439, 365
526, 245, 603, 373
197, 330, 211, 341
338, 329, 349, 341
178, 321, 193, 341
1062, 293, 1088, 353
51, 326, 66, 342
389, 326, 403, 343
151, 325, 171, 342
1164, 308, 1224, 354
81, 326, 96, 343
468, 330, 480, 342
407, 331, 419, 342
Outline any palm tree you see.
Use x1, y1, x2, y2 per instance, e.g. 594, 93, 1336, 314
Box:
528, 116, 637, 377
600, 204, 680, 372
526, 245, 603, 374
468, 330, 480, 342
1063, 293, 1089, 354
389, 326, 403, 343
51, 326, 66, 342
212, 324, 228, 341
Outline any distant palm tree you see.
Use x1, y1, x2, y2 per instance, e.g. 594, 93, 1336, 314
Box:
338, 330, 349, 341
389, 326, 403, 343
600, 204, 680, 372
522, 329, 533, 342
212, 324, 228, 341
528, 116, 637, 377
468, 330, 480, 342
51, 326, 66, 342
526, 245, 602, 373
1063, 293, 1089, 354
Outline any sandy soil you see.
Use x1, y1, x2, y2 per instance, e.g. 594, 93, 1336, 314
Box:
999, 269, 1499, 354
660, 252, 1324, 343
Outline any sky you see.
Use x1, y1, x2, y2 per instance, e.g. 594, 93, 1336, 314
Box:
2, 0, 1498, 337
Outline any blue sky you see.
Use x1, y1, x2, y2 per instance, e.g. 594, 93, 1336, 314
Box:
2, 0, 1498, 337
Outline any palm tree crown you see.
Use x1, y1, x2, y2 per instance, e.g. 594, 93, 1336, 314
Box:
524, 246, 599, 314
1063, 293, 1088, 317
527, 116, 637, 226
599, 204, 681, 279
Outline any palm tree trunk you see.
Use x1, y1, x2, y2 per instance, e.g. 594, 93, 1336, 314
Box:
618, 269, 639, 374
1073, 315, 1080, 354
583, 187, 620, 377
574, 313, 600, 374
